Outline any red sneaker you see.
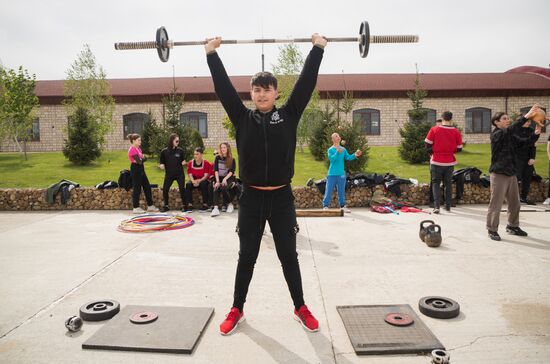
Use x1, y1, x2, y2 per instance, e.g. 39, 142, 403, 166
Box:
294, 305, 319, 332
219, 307, 245, 335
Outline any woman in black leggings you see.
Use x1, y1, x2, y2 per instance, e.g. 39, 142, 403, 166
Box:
127, 133, 159, 214
210, 142, 237, 217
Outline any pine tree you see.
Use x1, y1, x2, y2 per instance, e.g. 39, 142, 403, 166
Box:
62, 107, 101, 165
399, 65, 431, 164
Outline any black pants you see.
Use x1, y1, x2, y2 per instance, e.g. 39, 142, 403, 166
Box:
428, 167, 445, 204
184, 180, 209, 206
212, 176, 236, 207
233, 184, 304, 311
162, 174, 186, 207
515, 157, 533, 200
431, 164, 453, 209
130, 163, 153, 208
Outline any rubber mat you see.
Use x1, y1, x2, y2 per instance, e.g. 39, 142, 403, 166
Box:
337, 304, 444, 355
82, 305, 214, 354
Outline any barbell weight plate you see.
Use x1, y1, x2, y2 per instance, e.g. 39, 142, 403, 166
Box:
156, 26, 170, 63
384, 312, 414, 326
130, 311, 159, 324
79, 299, 120, 321
359, 21, 370, 58
418, 296, 460, 319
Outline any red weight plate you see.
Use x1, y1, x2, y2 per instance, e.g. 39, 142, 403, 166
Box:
384, 312, 414, 326
130, 311, 159, 324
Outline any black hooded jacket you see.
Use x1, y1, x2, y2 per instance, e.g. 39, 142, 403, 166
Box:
207, 46, 324, 186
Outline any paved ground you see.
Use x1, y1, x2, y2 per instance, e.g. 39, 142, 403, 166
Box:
0, 206, 549, 363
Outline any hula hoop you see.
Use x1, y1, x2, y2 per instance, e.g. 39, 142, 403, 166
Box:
118, 213, 194, 233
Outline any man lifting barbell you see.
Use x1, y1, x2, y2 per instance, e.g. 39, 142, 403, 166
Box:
205, 33, 327, 335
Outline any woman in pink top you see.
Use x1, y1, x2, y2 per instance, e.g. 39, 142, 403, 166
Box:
127, 133, 159, 214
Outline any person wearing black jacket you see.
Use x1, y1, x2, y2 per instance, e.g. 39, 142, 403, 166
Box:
159, 133, 187, 212
206, 34, 326, 335
515, 120, 538, 205
486, 106, 541, 241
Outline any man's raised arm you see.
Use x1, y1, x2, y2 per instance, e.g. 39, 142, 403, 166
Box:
206, 37, 247, 126
283, 33, 326, 120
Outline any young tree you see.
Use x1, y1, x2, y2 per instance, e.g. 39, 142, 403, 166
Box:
141, 110, 163, 156
399, 65, 431, 164
0, 66, 39, 160
64, 44, 115, 155
63, 107, 101, 165
221, 114, 236, 141
161, 83, 203, 161
272, 43, 320, 152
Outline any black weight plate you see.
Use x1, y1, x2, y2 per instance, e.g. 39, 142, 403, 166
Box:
156, 26, 170, 63
418, 296, 460, 319
359, 21, 370, 58
79, 299, 120, 321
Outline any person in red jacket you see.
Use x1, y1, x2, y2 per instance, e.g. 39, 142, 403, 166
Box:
425, 111, 463, 213
184, 147, 211, 212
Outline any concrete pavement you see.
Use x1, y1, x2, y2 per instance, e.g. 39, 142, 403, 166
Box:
0, 206, 549, 363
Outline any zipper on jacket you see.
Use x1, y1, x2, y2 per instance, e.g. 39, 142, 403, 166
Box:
262, 113, 269, 185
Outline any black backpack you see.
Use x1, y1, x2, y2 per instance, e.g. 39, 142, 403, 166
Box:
118, 170, 132, 191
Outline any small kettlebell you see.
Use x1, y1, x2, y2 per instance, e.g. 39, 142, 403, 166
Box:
419, 220, 435, 242
65, 316, 83, 332
424, 224, 442, 247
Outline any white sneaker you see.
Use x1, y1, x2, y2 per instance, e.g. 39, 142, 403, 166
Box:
227, 203, 234, 213
211, 206, 220, 217
147, 205, 159, 212
322, 206, 329, 210
132, 207, 146, 214
341, 206, 351, 213
543, 198, 550, 205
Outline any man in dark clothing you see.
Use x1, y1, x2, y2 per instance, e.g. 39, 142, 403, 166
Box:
206, 33, 326, 335
486, 106, 542, 241
515, 119, 537, 205
159, 134, 187, 212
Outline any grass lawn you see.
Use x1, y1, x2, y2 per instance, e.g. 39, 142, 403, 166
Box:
0, 144, 548, 188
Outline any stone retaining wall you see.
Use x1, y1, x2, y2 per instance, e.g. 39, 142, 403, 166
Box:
1, 181, 547, 211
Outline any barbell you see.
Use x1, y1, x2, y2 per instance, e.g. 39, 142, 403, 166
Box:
114, 21, 419, 62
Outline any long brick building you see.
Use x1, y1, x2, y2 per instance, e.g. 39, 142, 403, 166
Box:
2, 66, 549, 152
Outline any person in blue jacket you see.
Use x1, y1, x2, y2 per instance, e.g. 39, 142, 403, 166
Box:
323, 132, 362, 212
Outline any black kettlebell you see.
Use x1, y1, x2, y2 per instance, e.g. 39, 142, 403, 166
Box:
419, 220, 435, 242
424, 224, 442, 247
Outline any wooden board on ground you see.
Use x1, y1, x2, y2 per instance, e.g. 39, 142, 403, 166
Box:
296, 209, 343, 217
82, 305, 214, 354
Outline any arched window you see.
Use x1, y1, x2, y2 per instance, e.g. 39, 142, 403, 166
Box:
180, 112, 208, 138
520, 106, 546, 133
408, 108, 436, 124
465, 107, 491, 134
123, 112, 147, 138
353, 108, 381, 135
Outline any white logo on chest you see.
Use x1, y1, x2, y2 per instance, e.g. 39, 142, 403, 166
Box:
269, 111, 284, 124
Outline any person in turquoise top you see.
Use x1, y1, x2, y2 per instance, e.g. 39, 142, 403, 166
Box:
323, 132, 362, 212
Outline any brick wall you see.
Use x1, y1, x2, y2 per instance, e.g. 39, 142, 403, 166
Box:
1, 96, 548, 152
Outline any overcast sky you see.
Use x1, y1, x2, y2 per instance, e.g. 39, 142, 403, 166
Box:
1, 0, 549, 80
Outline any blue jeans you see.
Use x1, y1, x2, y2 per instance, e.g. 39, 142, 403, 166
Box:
323, 175, 346, 208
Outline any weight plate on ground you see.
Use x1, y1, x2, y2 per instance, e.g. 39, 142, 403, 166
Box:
130, 311, 159, 324
156, 26, 170, 63
419, 296, 460, 319
384, 312, 414, 326
359, 21, 370, 58
79, 299, 120, 321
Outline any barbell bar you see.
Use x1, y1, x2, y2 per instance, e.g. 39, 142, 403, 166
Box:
114, 21, 419, 62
